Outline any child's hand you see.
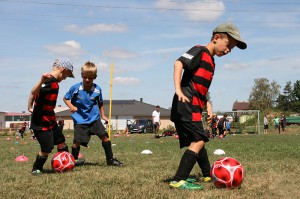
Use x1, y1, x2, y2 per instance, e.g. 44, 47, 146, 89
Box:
206, 115, 212, 125
41, 73, 52, 83
70, 105, 77, 113
176, 90, 190, 103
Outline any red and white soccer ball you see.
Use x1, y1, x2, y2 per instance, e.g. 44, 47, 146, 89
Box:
211, 157, 244, 189
51, 151, 75, 173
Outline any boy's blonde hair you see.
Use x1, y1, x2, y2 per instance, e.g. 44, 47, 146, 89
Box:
81, 61, 97, 79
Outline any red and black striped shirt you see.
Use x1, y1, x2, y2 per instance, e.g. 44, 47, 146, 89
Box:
30, 76, 59, 131
171, 45, 215, 122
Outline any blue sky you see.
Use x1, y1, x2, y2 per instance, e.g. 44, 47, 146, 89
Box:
0, 0, 299, 113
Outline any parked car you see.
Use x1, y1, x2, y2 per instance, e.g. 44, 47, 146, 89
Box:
129, 119, 154, 134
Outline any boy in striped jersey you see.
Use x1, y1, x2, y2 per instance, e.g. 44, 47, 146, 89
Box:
170, 23, 247, 190
28, 57, 74, 175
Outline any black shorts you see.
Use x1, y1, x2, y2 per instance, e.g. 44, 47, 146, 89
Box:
174, 121, 209, 148
34, 126, 66, 153
74, 119, 108, 146
264, 124, 269, 129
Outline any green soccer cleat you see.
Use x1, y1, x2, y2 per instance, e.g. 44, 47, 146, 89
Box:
186, 178, 197, 183
202, 177, 212, 182
170, 180, 204, 190
32, 169, 42, 175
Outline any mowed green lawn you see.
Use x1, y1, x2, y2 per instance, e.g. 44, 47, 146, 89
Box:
1, 129, 300, 199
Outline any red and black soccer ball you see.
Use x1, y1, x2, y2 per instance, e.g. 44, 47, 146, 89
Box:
51, 151, 75, 173
211, 157, 244, 189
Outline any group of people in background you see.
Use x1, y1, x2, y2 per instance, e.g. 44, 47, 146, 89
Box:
264, 113, 287, 134
209, 113, 231, 139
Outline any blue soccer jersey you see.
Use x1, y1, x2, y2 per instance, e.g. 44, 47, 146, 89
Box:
64, 82, 103, 124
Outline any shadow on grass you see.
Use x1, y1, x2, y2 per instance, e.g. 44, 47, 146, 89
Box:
82, 162, 102, 166
162, 174, 200, 183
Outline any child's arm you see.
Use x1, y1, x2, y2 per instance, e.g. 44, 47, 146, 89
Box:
174, 60, 190, 103
63, 97, 77, 113
98, 102, 108, 122
206, 101, 213, 124
30, 73, 52, 95
27, 93, 35, 113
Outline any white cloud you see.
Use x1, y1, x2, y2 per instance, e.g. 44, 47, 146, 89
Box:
142, 46, 189, 54
44, 40, 83, 58
64, 24, 128, 35
97, 62, 109, 72
103, 48, 136, 59
113, 77, 140, 85
223, 62, 248, 71
155, 0, 225, 21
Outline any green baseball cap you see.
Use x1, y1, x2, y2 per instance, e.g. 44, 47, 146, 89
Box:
213, 22, 247, 50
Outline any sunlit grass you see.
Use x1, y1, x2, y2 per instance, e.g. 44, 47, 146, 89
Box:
1, 128, 299, 199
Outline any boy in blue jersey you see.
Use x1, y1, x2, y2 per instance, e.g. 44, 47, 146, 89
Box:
170, 23, 247, 190
63, 61, 123, 166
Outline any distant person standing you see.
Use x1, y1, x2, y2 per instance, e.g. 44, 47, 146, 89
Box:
217, 114, 228, 138
152, 105, 161, 134
263, 115, 269, 134
273, 116, 280, 133
280, 114, 287, 133
210, 114, 218, 138
18, 120, 28, 140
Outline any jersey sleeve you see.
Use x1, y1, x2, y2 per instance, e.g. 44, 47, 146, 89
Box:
177, 46, 203, 71
64, 84, 77, 100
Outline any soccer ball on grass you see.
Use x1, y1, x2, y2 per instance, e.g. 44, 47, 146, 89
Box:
211, 157, 244, 189
51, 151, 75, 173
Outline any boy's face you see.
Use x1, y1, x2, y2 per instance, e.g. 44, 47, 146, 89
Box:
214, 34, 238, 57
57, 68, 73, 82
82, 73, 96, 88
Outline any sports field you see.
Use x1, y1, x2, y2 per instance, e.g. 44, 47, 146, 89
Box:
1, 128, 299, 199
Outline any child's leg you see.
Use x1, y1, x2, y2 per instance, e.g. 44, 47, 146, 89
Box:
57, 143, 69, 152
100, 135, 123, 166
174, 149, 199, 181
54, 127, 69, 152
197, 147, 210, 178
20, 130, 24, 139
174, 141, 204, 181
32, 130, 54, 174
71, 142, 81, 160
32, 151, 49, 173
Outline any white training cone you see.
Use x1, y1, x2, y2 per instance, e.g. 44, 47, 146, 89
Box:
141, 150, 153, 155
213, 149, 225, 155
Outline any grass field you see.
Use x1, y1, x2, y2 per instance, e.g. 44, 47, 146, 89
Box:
1, 128, 300, 199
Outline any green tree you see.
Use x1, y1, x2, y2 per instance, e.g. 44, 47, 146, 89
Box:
248, 78, 281, 111
276, 80, 300, 111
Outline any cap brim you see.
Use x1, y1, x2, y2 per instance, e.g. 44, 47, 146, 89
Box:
236, 41, 247, 50
228, 33, 247, 49
69, 73, 75, 78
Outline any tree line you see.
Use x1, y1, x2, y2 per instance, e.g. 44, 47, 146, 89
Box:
248, 78, 300, 112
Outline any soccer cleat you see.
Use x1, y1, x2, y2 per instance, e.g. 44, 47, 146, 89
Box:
202, 177, 212, 182
75, 159, 85, 166
169, 180, 204, 190
186, 178, 197, 183
32, 169, 42, 175
107, 157, 123, 166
